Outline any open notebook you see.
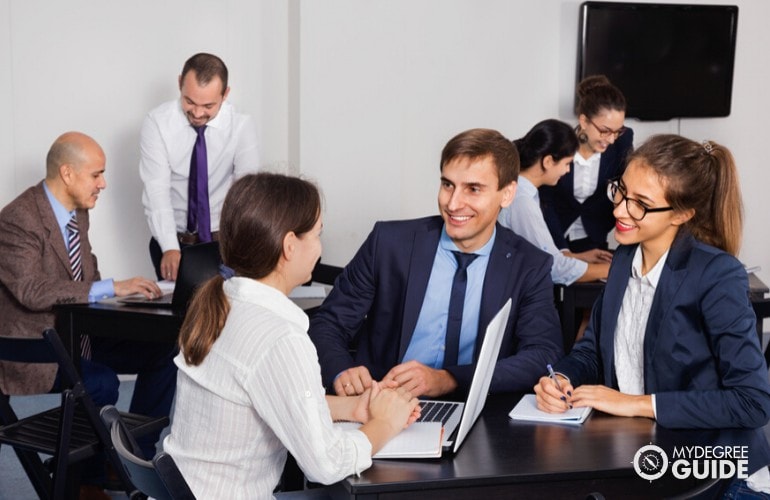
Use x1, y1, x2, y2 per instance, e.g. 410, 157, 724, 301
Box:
509, 394, 592, 425
336, 298, 511, 458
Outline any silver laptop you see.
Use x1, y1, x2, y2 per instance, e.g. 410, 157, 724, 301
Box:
342, 298, 511, 458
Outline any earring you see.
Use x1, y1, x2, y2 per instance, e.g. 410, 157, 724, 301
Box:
575, 125, 588, 144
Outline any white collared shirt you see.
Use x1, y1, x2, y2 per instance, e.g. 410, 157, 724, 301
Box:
140, 99, 260, 252
498, 176, 587, 285
614, 246, 668, 396
164, 277, 372, 498
565, 151, 601, 241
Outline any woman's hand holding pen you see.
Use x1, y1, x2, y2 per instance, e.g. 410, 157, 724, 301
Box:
534, 374, 574, 413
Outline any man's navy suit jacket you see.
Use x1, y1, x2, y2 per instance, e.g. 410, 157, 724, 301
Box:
309, 216, 563, 395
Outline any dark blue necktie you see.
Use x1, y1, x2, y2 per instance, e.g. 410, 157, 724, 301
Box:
187, 125, 211, 242
444, 251, 479, 367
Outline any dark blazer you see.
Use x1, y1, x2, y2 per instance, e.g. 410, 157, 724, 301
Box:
556, 233, 770, 431
0, 182, 99, 394
309, 216, 563, 395
540, 128, 634, 249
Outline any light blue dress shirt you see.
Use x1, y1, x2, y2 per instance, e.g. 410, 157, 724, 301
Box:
498, 176, 586, 285
402, 226, 495, 368
43, 182, 114, 302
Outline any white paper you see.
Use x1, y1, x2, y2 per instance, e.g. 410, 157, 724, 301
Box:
509, 394, 592, 425
335, 421, 444, 458
288, 285, 327, 299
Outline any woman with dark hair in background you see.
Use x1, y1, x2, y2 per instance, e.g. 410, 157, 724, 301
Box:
540, 75, 634, 254
499, 119, 610, 285
164, 173, 419, 498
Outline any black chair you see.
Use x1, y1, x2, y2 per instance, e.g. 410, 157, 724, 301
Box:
310, 262, 343, 286
100, 405, 195, 500
0, 329, 169, 499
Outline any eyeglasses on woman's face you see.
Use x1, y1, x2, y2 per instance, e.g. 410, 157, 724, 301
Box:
607, 180, 673, 221
588, 117, 627, 139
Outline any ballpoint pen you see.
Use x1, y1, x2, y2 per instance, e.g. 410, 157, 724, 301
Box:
547, 363, 572, 409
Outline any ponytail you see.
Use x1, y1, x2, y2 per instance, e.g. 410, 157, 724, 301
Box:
179, 275, 230, 366
626, 135, 743, 255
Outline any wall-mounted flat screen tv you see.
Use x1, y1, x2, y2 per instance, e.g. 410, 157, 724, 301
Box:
577, 2, 738, 121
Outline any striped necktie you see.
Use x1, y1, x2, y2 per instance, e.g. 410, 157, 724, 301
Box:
66, 215, 91, 359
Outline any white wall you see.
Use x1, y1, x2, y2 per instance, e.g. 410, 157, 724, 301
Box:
1, 0, 290, 279
297, 0, 770, 289
2, 0, 770, 289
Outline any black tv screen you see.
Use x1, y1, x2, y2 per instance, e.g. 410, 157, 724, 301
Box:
577, 2, 739, 121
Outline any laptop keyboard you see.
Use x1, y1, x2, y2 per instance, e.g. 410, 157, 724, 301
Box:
417, 401, 461, 425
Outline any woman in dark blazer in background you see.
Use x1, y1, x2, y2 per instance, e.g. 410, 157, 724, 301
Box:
540, 75, 633, 254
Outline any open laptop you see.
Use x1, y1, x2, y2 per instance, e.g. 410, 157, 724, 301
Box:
337, 298, 511, 458
118, 242, 221, 312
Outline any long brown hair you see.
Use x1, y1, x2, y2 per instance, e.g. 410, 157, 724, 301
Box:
627, 134, 743, 255
179, 173, 322, 365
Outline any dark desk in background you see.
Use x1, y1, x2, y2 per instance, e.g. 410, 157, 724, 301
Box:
331, 394, 769, 499
556, 273, 770, 352
54, 291, 328, 366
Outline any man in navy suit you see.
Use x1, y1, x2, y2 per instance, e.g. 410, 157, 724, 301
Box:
309, 128, 563, 398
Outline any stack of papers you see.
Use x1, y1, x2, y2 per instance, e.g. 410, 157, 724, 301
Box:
508, 394, 592, 425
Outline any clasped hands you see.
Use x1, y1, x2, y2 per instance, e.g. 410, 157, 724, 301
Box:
334, 361, 458, 398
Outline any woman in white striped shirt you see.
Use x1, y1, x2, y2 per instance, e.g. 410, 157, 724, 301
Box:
163, 173, 419, 499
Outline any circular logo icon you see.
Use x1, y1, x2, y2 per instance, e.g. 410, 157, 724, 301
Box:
633, 444, 668, 481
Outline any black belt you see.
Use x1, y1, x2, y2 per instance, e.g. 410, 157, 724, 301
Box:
177, 231, 219, 245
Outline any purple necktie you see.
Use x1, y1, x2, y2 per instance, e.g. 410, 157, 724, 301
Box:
444, 251, 479, 367
187, 125, 212, 242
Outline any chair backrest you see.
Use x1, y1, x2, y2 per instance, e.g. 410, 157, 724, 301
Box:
311, 262, 343, 286
0, 335, 59, 365
101, 406, 196, 500
0, 329, 137, 499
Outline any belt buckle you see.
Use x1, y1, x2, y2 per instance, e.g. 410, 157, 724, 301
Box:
178, 232, 199, 245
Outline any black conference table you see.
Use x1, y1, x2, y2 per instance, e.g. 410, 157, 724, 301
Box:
54, 292, 770, 499
329, 394, 770, 499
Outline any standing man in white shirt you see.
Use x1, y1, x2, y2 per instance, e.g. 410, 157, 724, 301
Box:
140, 53, 260, 280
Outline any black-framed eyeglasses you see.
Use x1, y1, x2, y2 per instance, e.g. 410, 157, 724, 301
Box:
588, 117, 627, 139
607, 180, 673, 221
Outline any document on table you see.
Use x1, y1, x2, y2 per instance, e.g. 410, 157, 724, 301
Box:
288, 285, 327, 299
335, 421, 444, 458
509, 394, 592, 425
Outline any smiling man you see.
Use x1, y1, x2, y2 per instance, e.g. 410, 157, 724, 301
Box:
140, 53, 260, 281
309, 128, 563, 399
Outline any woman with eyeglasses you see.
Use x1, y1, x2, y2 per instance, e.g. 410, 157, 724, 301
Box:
498, 119, 609, 285
535, 135, 770, 494
540, 75, 634, 256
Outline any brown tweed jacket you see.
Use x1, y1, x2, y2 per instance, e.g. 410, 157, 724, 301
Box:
0, 181, 99, 394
